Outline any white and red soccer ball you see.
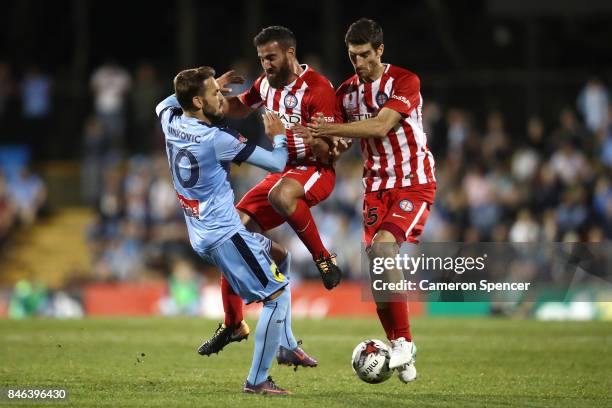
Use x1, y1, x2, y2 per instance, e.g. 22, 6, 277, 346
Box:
351, 339, 394, 384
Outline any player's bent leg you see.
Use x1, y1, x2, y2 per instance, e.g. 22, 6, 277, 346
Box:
244, 287, 292, 395
268, 179, 329, 260
209, 210, 264, 351
198, 229, 281, 358
220, 275, 245, 328
270, 177, 341, 289
269, 168, 341, 290
200, 229, 292, 393
267, 177, 302, 216
197, 278, 250, 356
196, 276, 251, 356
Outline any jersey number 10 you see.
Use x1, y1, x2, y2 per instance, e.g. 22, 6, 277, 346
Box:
167, 141, 201, 219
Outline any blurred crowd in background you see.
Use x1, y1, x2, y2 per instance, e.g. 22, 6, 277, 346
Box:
0, 58, 611, 287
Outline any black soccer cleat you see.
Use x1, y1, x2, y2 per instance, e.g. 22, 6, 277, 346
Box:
198, 320, 251, 356
197, 321, 251, 356
198, 324, 232, 356
315, 253, 342, 290
230, 321, 250, 343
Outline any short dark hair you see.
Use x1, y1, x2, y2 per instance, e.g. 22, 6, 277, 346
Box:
173, 66, 215, 111
253, 26, 296, 50
345, 18, 383, 49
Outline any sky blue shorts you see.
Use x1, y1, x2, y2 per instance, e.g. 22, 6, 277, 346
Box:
199, 228, 287, 303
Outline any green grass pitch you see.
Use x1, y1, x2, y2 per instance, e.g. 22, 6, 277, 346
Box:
1, 317, 611, 407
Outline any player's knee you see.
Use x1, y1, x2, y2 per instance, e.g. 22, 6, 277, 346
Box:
268, 185, 295, 215
369, 232, 399, 260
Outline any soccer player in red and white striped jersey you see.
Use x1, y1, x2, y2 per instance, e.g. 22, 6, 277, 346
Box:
199, 26, 341, 368
228, 27, 342, 291
307, 18, 436, 384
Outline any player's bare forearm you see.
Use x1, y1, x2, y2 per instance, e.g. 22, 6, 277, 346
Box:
223, 96, 252, 119
308, 108, 402, 139
318, 120, 386, 139
311, 137, 332, 164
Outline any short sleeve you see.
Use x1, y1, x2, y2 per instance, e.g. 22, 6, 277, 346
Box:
304, 82, 337, 123
334, 87, 348, 123
238, 75, 265, 109
383, 74, 420, 117
213, 129, 256, 164
155, 94, 181, 118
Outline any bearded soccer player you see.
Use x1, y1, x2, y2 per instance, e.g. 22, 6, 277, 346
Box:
306, 18, 436, 383
197, 26, 340, 369
156, 66, 296, 394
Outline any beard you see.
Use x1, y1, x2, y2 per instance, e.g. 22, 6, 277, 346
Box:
267, 62, 293, 88
203, 104, 224, 124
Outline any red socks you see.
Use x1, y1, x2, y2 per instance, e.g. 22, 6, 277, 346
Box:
221, 275, 243, 328
286, 199, 330, 260
376, 301, 412, 341
376, 306, 395, 340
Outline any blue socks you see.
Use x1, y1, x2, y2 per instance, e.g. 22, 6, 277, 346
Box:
247, 287, 291, 386
278, 253, 298, 350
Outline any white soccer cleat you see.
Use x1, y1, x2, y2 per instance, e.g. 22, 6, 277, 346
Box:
397, 362, 417, 383
389, 337, 415, 369
391, 340, 417, 383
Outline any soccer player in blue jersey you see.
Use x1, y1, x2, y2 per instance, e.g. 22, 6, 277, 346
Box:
156, 66, 295, 394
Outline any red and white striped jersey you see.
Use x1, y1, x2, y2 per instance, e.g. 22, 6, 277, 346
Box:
239, 65, 336, 164
336, 64, 436, 193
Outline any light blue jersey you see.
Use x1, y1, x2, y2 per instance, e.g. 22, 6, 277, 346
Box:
156, 92, 297, 387
156, 94, 256, 251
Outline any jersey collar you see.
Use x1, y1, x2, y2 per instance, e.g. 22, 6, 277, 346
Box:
272, 64, 309, 90
357, 63, 390, 85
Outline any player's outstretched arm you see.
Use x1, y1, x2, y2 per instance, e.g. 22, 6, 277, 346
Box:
308, 108, 402, 139
216, 70, 245, 93
155, 94, 180, 117
242, 112, 288, 173
216, 70, 253, 119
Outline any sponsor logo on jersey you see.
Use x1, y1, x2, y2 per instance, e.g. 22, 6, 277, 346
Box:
376, 91, 389, 106
391, 94, 411, 109
349, 112, 374, 122
399, 199, 414, 212
264, 107, 301, 128
284, 93, 298, 109
176, 191, 200, 219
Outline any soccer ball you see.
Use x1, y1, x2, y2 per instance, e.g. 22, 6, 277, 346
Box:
351, 339, 394, 384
